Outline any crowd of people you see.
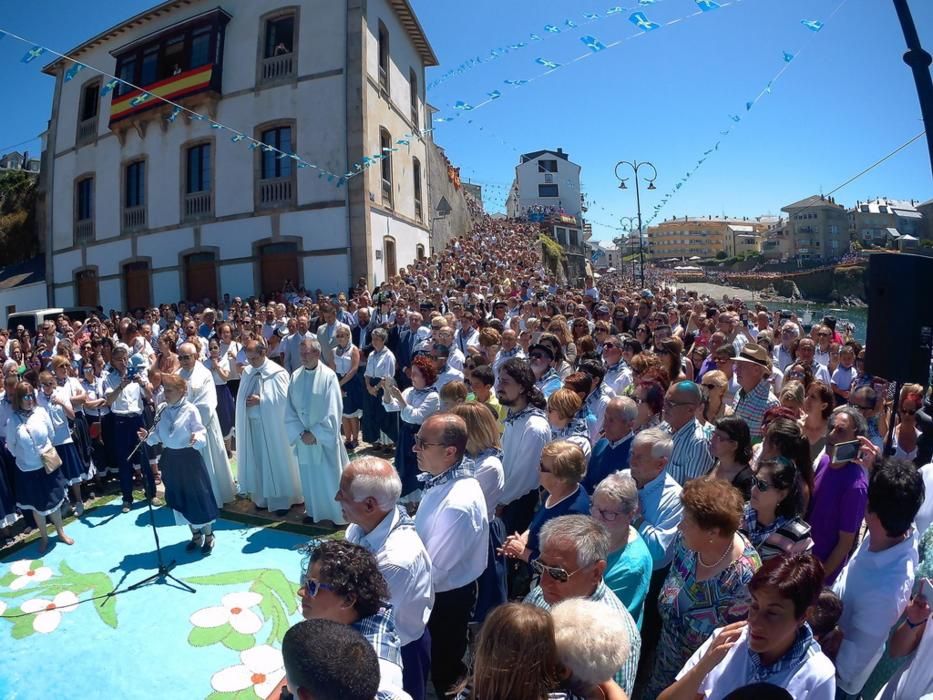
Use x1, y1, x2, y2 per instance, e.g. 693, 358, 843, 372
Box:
2, 206, 933, 700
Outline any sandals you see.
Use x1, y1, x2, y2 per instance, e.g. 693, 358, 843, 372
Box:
153, 471, 162, 486
186, 534, 204, 552
201, 535, 215, 555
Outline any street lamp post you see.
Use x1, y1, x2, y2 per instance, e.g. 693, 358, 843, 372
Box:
892, 0, 933, 179
618, 216, 638, 286
614, 160, 658, 289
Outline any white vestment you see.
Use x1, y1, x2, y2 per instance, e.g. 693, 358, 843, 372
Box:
178, 363, 236, 507
235, 360, 302, 511
284, 363, 349, 524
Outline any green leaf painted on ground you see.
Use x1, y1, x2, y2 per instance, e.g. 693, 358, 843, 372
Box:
93, 589, 118, 629
10, 611, 35, 640
0, 571, 17, 587
260, 570, 298, 615
254, 581, 288, 646
221, 630, 255, 651
189, 623, 232, 647
185, 570, 267, 586
233, 688, 260, 700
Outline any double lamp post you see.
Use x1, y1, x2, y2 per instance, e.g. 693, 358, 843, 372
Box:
614, 160, 657, 289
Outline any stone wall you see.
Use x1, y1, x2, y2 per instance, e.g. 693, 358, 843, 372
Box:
426, 141, 474, 253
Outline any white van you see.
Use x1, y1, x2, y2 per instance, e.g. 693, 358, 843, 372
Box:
6, 307, 98, 334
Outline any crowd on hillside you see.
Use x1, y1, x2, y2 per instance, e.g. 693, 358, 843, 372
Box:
2, 207, 933, 700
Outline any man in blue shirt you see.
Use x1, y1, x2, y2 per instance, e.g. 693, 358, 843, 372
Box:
584, 396, 637, 493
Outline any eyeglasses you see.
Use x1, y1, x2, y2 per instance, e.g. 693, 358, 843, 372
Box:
414, 435, 445, 449
530, 558, 588, 583
177, 354, 193, 361
701, 383, 720, 390
300, 573, 336, 598
751, 476, 771, 493
22, 394, 36, 401
602, 342, 617, 349
590, 506, 625, 522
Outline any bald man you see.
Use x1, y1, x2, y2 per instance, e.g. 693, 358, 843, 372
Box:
661, 381, 714, 486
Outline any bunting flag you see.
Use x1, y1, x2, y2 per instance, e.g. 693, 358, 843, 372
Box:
166, 106, 181, 123
801, 19, 824, 32
64, 62, 86, 82
746, 101, 753, 111
21, 46, 44, 63
629, 12, 661, 32
454, 100, 474, 110
487, 89, 502, 100
544, 24, 561, 33
783, 51, 795, 63
581, 35, 607, 52
535, 58, 561, 70
100, 79, 119, 96
231, 133, 245, 143
696, 0, 720, 11
129, 92, 152, 107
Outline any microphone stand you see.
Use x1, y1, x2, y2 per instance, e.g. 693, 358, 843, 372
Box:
124, 404, 196, 594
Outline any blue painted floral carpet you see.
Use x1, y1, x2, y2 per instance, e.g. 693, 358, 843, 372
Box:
0, 500, 309, 699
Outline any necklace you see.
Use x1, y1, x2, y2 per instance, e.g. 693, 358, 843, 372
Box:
698, 537, 734, 569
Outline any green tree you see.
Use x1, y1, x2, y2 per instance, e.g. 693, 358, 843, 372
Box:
0, 170, 39, 265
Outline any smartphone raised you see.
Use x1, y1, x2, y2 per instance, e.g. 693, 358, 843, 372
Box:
832, 440, 861, 463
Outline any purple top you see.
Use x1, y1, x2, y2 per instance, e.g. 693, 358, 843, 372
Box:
807, 454, 868, 583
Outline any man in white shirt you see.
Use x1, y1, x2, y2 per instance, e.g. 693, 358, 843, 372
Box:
795, 337, 832, 386
833, 458, 924, 698
429, 344, 463, 392
282, 314, 315, 374
602, 336, 633, 395
340, 457, 434, 700
492, 329, 524, 381
413, 414, 488, 699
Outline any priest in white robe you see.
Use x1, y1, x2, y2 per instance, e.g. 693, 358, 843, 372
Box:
234, 339, 302, 514
284, 338, 349, 525
177, 343, 236, 507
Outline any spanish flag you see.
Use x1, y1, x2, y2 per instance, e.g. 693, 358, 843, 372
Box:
110, 65, 214, 124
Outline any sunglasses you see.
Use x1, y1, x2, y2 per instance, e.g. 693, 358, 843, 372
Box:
530, 558, 588, 583
300, 573, 336, 598
602, 342, 617, 349
177, 354, 194, 361
752, 476, 771, 493
701, 383, 720, 390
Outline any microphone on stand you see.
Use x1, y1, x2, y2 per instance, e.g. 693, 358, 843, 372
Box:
127, 401, 168, 462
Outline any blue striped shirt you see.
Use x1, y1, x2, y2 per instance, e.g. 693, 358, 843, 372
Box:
666, 418, 714, 486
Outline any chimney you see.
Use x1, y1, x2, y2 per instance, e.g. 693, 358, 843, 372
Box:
557, 148, 564, 155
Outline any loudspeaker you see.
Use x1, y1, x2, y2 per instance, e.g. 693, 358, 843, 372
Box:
864, 253, 933, 384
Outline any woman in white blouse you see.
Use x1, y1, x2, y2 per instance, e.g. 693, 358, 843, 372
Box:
660, 553, 835, 700
362, 328, 397, 453
37, 370, 94, 516
204, 337, 236, 454
382, 354, 440, 500
137, 373, 219, 555
6, 381, 74, 554
333, 323, 364, 451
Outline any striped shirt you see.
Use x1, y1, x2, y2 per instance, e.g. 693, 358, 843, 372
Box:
525, 581, 641, 696
732, 380, 780, 441
666, 418, 714, 486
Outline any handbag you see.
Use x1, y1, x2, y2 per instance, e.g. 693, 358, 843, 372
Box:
41, 446, 62, 474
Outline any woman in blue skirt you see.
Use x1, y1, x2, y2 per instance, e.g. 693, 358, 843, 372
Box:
0, 373, 22, 544
204, 338, 235, 449
381, 355, 440, 498
333, 324, 364, 451
6, 381, 74, 554
138, 373, 219, 555
37, 370, 93, 516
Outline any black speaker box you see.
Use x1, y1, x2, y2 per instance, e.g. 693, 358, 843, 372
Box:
864, 253, 933, 384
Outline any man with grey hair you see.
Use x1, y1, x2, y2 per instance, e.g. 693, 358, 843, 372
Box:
524, 514, 641, 695
338, 456, 434, 700
774, 320, 800, 371
583, 396, 637, 494
281, 314, 315, 373
285, 337, 348, 526
808, 404, 870, 584
177, 342, 236, 507
591, 472, 653, 627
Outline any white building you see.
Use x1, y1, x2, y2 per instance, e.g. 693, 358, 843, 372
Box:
588, 240, 623, 270
505, 148, 582, 220
40, 0, 437, 310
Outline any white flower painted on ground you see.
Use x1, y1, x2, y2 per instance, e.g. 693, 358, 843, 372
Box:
211, 644, 285, 697
20, 591, 79, 633
9, 560, 53, 590
0, 600, 6, 616
190, 591, 263, 635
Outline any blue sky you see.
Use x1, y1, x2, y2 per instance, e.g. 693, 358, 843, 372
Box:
1, 0, 931, 242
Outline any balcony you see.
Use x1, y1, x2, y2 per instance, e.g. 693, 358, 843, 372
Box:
184, 191, 214, 221
258, 177, 294, 208
76, 118, 97, 145
75, 218, 94, 244
123, 205, 147, 232
260, 53, 296, 85
382, 178, 393, 207
415, 199, 423, 221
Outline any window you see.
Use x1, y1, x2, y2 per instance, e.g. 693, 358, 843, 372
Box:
191, 26, 213, 68
116, 58, 136, 96
264, 14, 295, 57
410, 68, 419, 127
416, 244, 425, 260
378, 21, 390, 92
140, 45, 159, 86
80, 83, 99, 122
413, 157, 423, 220
76, 178, 94, 221
260, 126, 293, 179
383, 237, 397, 279
538, 159, 558, 173
186, 143, 212, 194
160, 36, 186, 78
538, 184, 559, 198
380, 128, 393, 206
125, 161, 146, 208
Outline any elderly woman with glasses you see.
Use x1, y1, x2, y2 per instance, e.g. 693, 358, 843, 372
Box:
591, 472, 653, 627
298, 539, 404, 697
524, 515, 642, 696
6, 381, 75, 553
645, 478, 761, 698
698, 369, 729, 426
741, 456, 812, 562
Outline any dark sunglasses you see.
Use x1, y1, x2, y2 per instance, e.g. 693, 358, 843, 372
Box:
701, 383, 719, 390
530, 558, 587, 583
300, 573, 336, 598
752, 476, 771, 493
177, 354, 194, 361
603, 342, 617, 349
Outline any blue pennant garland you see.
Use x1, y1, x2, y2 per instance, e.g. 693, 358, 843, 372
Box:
100, 79, 119, 96
64, 62, 86, 82
783, 51, 795, 63
166, 106, 181, 123
21, 46, 45, 63
487, 89, 502, 100
130, 92, 152, 107
536, 58, 561, 70
606, 6, 624, 14
544, 24, 561, 33
801, 19, 823, 32
231, 133, 245, 143
581, 35, 607, 52
454, 100, 474, 110
696, 0, 720, 11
